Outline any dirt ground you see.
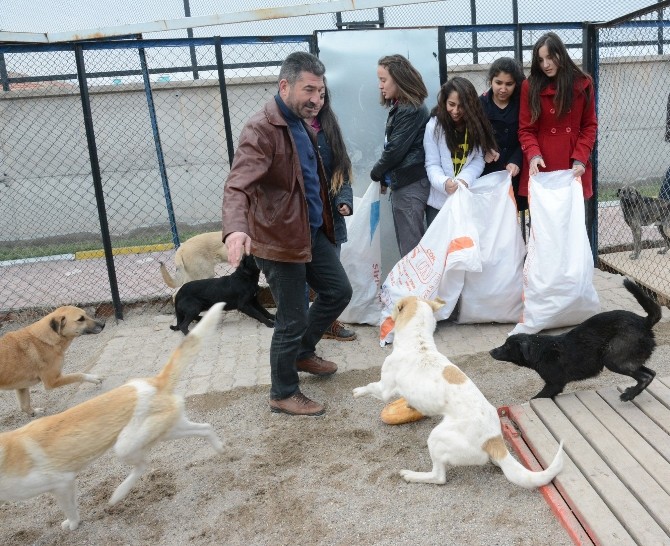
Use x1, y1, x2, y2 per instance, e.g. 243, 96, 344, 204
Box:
2, 323, 670, 546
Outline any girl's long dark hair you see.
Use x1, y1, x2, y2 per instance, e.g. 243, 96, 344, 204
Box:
377, 54, 428, 108
431, 76, 497, 154
487, 56, 526, 100
319, 85, 352, 194
528, 32, 593, 123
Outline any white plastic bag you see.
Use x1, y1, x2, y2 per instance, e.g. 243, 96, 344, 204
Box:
510, 170, 600, 335
379, 185, 481, 345
458, 171, 525, 324
339, 182, 382, 325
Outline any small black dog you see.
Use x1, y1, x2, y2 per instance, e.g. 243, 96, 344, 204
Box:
617, 186, 670, 260
170, 254, 275, 335
490, 278, 660, 401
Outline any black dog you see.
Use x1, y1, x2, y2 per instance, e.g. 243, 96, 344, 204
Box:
617, 186, 670, 260
170, 255, 275, 335
490, 279, 660, 401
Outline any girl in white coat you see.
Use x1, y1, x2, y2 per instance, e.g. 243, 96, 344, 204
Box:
423, 77, 498, 225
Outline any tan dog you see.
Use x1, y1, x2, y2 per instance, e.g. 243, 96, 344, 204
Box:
0, 303, 225, 530
0, 306, 105, 416
353, 296, 564, 488
159, 231, 228, 289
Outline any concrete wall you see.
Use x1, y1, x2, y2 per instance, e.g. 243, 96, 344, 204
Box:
1, 56, 668, 243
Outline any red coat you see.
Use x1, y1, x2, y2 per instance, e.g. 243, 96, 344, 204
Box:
518, 77, 598, 198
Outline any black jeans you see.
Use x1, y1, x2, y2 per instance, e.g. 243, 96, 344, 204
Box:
255, 228, 352, 400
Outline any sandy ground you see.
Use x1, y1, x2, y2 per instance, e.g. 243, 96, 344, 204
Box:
1, 313, 670, 545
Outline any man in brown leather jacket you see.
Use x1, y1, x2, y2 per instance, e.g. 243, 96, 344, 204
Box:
222, 52, 352, 416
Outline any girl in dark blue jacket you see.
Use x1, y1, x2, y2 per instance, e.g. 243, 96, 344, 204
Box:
479, 57, 527, 210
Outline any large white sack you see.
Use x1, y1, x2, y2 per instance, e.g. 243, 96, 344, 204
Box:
510, 170, 600, 335
458, 171, 525, 324
339, 182, 382, 325
379, 185, 481, 345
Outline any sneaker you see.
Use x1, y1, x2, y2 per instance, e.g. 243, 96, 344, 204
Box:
296, 354, 337, 376
322, 320, 357, 341
270, 392, 325, 416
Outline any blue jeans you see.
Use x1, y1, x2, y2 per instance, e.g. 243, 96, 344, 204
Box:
255, 228, 352, 400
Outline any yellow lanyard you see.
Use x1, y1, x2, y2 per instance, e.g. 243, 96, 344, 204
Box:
453, 128, 468, 177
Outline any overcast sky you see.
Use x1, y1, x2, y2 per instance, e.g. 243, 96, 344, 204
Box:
2, 0, 660, 36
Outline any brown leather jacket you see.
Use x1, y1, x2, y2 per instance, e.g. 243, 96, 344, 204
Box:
222, 98, 334, 263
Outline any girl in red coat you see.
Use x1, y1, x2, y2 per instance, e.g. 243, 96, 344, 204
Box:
518, 32, 598, 198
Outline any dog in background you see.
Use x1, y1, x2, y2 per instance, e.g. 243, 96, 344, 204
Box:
0, 303, 225, 531
0, 306, 105, 416
171, 254, 274, 335
617, 186, 670, 260
490, 278, 660, 401
353, 296, 564, 488
160, 231, 228, 289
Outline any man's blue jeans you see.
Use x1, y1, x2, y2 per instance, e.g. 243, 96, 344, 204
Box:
255, 228, 352, 400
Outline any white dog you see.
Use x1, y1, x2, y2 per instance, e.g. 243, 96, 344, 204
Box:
0, 303, 226, 530
353, 296, 564, 488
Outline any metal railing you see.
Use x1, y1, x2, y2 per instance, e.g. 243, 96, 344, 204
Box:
1, 2, 668, 319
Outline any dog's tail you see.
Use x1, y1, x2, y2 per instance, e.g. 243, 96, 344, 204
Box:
159, 261, 180, 289
624, 278, 662, 328
485, 436, 564, 489
154, 302, 224, 393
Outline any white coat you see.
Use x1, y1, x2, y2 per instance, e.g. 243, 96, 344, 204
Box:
423, 116, 485, 210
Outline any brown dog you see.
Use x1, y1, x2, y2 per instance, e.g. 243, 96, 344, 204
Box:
0, 306, 105, 416
159, 231, 228, 289
0, 303, 224, 530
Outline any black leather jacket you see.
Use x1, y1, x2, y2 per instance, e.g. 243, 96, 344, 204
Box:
370, 102, 430, 190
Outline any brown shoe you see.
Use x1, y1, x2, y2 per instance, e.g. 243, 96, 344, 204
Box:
270, 392, 325, 416
322, 320, 357, 341
296, 354, 337, 376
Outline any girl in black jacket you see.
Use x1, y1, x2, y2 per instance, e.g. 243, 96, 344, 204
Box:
371, 54, 431, 258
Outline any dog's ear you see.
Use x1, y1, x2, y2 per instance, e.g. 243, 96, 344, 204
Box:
428, 298, 446, 313
392, 296, 416, 321
50, 316, 66, 335
391, 299, 405, 321
520, 337, 561, 366
519, 339, 533, 362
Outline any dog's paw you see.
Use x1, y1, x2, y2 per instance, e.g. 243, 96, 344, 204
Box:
85, 374, 102, 385
658, 248, 668, 255
629, 252, 640, 260
30, 407, 45, 417
352, 387, 367, 398
399, 469, 423, 483
265, 320, 275, 328
619, 389, 636, 402
61, 518, 80, 531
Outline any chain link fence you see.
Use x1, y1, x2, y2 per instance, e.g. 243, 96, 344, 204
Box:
595, 5, 670, 303
1, 1, 669, 320
0, 37, 312, 319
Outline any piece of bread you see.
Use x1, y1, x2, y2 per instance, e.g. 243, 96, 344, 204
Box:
380, 398, 425, 425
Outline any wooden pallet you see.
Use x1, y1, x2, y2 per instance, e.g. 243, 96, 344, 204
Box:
501, 377, 670, 546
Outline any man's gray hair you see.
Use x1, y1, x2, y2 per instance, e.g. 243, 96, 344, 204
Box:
278, 51, 325, 84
